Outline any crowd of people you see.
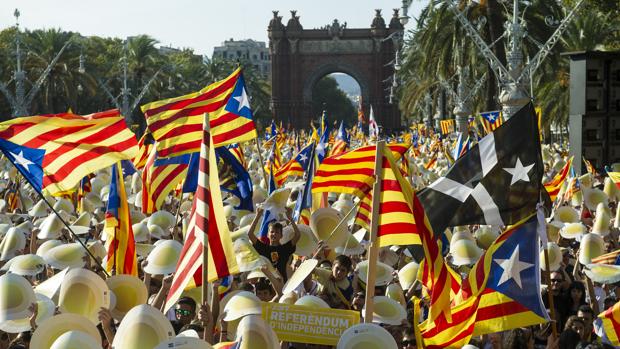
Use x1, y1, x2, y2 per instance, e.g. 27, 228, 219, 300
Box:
1, 131, 620, 349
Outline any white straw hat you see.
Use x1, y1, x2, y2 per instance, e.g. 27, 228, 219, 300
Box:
43, 242, 87, 270
0, 273, 36, 322
50, 330, 103, 349
106, 274, 148, 321
337, 323, 398, 349
295, 295, 330, 309
356, 260, 394, 287
143, 239, 183, 275
112, 304, 175, 349
7, 254, 46, 276
31, 313, 101, 349
364, 296, 407, 325
58, 268, 111, 325
235, 315, 280, 349
0, 228, 26, 261
223, 291, 262, 321
0, 293, 55, 333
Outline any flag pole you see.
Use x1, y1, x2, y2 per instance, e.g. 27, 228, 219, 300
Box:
254, 138, 269, 187
363, 140, 384, 323
202, 113, 211, 341
4, 161, 109, 277
324, 199, 362, 244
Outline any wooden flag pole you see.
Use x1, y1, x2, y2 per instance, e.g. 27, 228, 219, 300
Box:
254, 138, 270, 187
324, 199, 362, 243
542, 248, 558, 338
363, 140, 384, 323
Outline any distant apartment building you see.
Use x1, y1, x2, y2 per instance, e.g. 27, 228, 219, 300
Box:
212, 39, 270, 77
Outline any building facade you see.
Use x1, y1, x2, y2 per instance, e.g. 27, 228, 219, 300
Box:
212, 39, 271, 77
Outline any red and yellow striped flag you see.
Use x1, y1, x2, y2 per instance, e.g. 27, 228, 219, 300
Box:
141, 144, 189, 214
544, 156, 573, 202
312, 143, 409, 198
142, 68, 257, 158
164, 116, 239, 312
0, 110, 137, 196
608, 172, 620, 190
600, 300, 620, 345
132, 133, 152, 170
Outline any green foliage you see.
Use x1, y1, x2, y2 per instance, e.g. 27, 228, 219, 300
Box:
311, 76, 356, 125
0, 28, 271, 130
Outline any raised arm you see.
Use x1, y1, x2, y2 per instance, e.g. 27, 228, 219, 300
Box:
247, 206, 264, 245
286, 207, 301, 245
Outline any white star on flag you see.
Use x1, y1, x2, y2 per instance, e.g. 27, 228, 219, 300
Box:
10, 151, 34, 172
233, 87, 251, 112
503, 157, 534, 185
494, 245, 533, 289
298, 153, 308, 163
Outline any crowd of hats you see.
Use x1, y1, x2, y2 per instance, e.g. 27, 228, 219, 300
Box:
3, 137, 620, 349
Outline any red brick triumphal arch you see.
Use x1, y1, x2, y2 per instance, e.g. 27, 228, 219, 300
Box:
268, 9, 404, 130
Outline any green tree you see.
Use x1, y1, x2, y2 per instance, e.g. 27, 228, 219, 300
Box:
311, 76, 356, 125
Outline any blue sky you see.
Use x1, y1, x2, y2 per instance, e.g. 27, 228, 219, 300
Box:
0, 0, 424, 57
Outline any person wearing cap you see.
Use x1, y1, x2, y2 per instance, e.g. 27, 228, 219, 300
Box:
247, 206, 301, 282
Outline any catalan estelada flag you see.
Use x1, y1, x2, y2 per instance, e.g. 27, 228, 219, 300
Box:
273, 142, 314, 186
164, 115, 239, 312
544, 156, 573, 202
141, 144, 190, 214
480, 110, 503, 134
104, 162, 137, 276
312, 143, 409, 198
142, 68, 257, 158
599, 300, 620, 345
0, 110, 137, 196
329, 121, 349, 157
422, 215, 548, 348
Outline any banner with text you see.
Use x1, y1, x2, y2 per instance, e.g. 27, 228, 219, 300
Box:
261, 302, 360, 345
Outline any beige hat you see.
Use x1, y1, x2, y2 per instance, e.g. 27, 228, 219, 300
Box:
253, 186, 267, 205
592, 202, 611, 236
36, 239, 63, 257
7, 254, 45, 276
282, 259, 318, 295
223, 291, 262, 321
310, 208, 349, 249
106, 274, 148, 321
54, 198, 75, 214
0, 273, 36, 322
69, 212, 92, 235
58, 268, 110, 324
235, 315, 280, 349
281, 224, 318, 257
233, 238, 264, 273
580, 173, 593, 189
551, 206, 579, 228
579, 233, 605, 265
262, 187, 291, 219
337, 323, 398, 349
474, 225, 500, 250
34, 267, 69, 299
584, 188, 608, 211
50, 330, 103, 349
30, 313, 102, 349
132, 221, 150, 243
148, 210, 176, 232
336, 234, 366, 256
37, 214, 65, 239
540, 242, 562, 271
28, 199, 49, 218
0, 227, 26, 261
398, 261, 419, 291
356, 260, 394, 287
604, 177, 620, 202
584, 263, 620, 285
364, 296, 406, 325
155, 337, 213, 349
560, 223, 587, 240
238, 213, 256, 228
112, 304, 175, 349
135, 243, 155, 257
450, 238, 483, 266
0, 293, 55, 333
144, 239, 183, 275
385, 283, 406, 307
44, 243, 87, 270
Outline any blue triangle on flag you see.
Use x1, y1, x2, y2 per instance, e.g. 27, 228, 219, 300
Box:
224, 73, 253, 120
0, 138, 45, 192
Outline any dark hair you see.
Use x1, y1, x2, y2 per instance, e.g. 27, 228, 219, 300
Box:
559, 329, 582, 349
334, 255, 353, 271
568, 281, 586, 308
502, 327, 532, 349
177, 297, 197, 313
564, 315, 585, 331
238, 281, 254, 292
268, 222, 283, 233
255, 279, 273, 293
577, 305, 594, 317
318, 260, 332, 269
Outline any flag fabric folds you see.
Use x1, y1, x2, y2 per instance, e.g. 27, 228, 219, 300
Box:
439, 119, 455, 135
273, 142, 313, 187
480, 111, 503, 134
330, 121, 349, 157
293, 144, 316, 224
133, 132, 153, 170
418, 103, 545, 235
104, 162, 138, 276
312, 144, 409, 199
599, 300, 620, 346
368, 105, 378, 139
141, 146, 190, 214
544, 156, 573, 202
0, 110, 137, 195
421, 215, 548, 348
142, 68, 257, 158
164, 116, 239, 312
215, 147, 253, 211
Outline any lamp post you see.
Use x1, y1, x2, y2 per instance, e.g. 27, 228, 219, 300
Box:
400, 0, 586, 120
439, 66, 488, 135
100, 38, 164, 127
0, 9, 75, 117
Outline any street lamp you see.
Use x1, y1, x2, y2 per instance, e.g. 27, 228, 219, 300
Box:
447, 0, 586, 119
100, 38, 164, 126
0, 9, 75, 117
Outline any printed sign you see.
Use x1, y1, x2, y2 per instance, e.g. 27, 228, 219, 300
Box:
261, 302, 360, 345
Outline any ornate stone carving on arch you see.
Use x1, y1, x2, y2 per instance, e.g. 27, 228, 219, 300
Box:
301, 62, 369, 105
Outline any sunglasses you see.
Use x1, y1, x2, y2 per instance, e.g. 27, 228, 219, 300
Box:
175, 309, 192, 316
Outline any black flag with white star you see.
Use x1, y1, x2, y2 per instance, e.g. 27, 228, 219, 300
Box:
418, 103, 546, 235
